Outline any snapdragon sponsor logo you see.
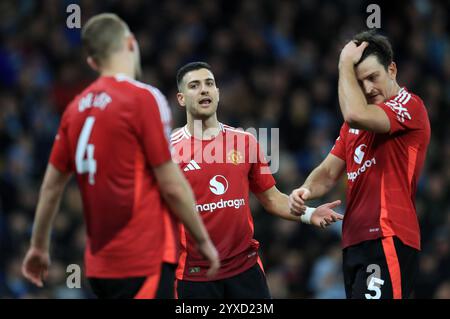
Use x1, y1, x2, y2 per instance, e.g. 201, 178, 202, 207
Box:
353, 144, 366, 164
172, 120, 279, 174
347, 143, 376, 182
197, 198, 246, 213
197, 175, 245, 212
347, 158, 377, 182
209, 175, 228, 195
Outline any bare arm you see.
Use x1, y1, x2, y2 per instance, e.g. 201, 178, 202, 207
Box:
338, 41, 390, 133
256, 186, 343, 228
153, 160, 219, 276
255, 186, 300, 221
301, 153, 346, 200
338, 62, 390, 133
22, 164, 72, 286
288, 153, 345, 220
30, 164, 72, 250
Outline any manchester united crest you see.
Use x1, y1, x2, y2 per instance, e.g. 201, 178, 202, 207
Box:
227, 150, 243, 165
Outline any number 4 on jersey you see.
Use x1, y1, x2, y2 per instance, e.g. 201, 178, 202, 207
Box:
76, 116, 97, 185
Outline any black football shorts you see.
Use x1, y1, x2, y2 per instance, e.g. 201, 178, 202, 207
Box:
343, 236, 419, 299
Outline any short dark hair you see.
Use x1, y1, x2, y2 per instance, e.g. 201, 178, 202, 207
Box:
176, 61, 212, 90
353, 30, 393, 70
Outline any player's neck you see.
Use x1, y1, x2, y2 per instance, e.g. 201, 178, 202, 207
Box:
390, 82, 402, 98
99, 56, 135, 79
100, 68, 135, 79
187, 115, 221, 140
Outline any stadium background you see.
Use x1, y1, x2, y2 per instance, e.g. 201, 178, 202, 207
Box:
0, 0, 449, 298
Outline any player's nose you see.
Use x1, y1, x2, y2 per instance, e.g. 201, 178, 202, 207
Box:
200, 85, 209, 95
362, 80, 373, 95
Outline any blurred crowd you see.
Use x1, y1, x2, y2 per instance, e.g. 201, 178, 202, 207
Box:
0, 0, 449, 299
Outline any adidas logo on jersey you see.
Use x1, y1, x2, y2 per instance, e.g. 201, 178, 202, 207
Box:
184, 160, 201, 172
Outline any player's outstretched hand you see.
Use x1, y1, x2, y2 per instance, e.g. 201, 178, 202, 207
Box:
22, 246, 50, 287
311, 200, 344, 229
289, 187, 311, 216
197, 239, 221, 278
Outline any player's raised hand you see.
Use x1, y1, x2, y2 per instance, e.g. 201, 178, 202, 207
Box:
339, 40, 369, 67
311, 200, 343, 229
22, 247, 50, 287
197, 239, 221, 278
289, 187, 311, 216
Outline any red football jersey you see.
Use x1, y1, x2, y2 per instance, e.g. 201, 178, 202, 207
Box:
49, 74, 173, 278
331, 87, 430, 250
170, 123, 275, 281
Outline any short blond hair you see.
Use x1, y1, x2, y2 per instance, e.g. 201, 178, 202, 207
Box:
81, 13, 129, 67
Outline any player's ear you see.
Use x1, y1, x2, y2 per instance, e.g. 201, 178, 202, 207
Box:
124, 33, 136, 52
86, 56, 99, 72
122, 32, 138, 52
388, 62, 397, 80
177, 92, 186, 107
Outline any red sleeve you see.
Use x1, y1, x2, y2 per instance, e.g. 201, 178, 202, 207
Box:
330, 123, 347, 161
49, 111, 74, 173
248, 134, 276, 194
135, 88, 173, 167
377, 89, 425, 135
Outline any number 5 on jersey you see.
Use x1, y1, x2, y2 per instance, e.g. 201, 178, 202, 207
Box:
76, 116, 97, 185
